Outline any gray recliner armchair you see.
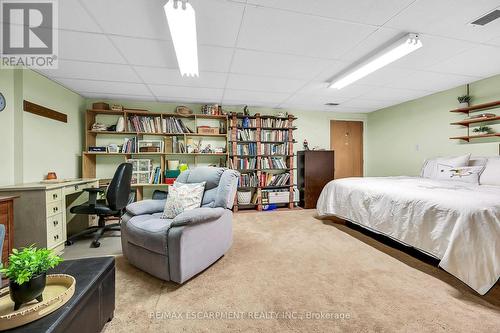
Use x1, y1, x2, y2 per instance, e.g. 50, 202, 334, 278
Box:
121, 167, 239, 283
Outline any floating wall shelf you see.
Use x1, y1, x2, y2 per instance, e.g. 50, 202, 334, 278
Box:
450, 100, 500, 142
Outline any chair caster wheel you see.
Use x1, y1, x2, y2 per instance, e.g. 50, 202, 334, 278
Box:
92, 241, 100, 248
65, 240, 73, 246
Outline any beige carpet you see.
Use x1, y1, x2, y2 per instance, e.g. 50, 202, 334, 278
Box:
103, 210, 499, 333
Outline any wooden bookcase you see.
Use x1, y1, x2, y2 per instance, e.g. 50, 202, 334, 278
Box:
83, 109, 229, 200
450, 100, 500, 142
229, 113, 297, 211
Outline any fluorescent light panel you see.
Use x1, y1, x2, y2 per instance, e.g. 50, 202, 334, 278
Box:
164, 0, 199, 77
329, 33, 422, 89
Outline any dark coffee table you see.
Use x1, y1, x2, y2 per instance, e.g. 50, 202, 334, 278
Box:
5, 256, 115, 333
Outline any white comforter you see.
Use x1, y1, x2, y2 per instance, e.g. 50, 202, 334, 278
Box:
317, 176, 500, 295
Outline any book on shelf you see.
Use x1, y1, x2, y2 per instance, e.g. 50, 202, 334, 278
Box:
234, 143, 257, 155
237, 128, 256, 141
261, 157, 287, 169
149, 166, 162, 184
238, 172, 258, 187
261, 118, 289, 128
236, 157, 257, 170
122, 137, 138, 153
260, 142, 289, 155
260, 130, 289, 142
128, 115, 193, 134
260, 172, 290, 187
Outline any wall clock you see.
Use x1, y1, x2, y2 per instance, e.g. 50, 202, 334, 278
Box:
0, 93, 5, 112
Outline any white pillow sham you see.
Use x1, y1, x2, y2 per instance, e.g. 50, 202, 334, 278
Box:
479, 157, 500, 186
162, 181, 206, 219
421, 154, 471, 179
436, 164, 484, 184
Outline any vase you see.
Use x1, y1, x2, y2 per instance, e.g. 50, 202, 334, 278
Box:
458, 102, 469, 108
9, 272, 47, 311
116, 116, 125, 132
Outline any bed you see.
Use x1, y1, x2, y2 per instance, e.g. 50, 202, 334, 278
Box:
316, 156, 500, 295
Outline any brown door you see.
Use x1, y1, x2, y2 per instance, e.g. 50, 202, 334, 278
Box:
330, 120, 363, 179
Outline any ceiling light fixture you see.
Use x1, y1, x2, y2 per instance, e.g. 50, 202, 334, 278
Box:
164, 0, 199, 77
329, 33, 422, 90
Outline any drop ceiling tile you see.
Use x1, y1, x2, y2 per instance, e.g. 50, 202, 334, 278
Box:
149, 85, 224, 101
56, 78, 152, 96
359, 86, 430, 101
384, 71, 478, 92
39, 60, 141, 83
225, 73, 304, 93
487, 35, 500, 46
284, 93, 352, 106
223, 100, 280, 108
80, 0, 170, 40
223, 89, 290, 104
297, 81, 375, 98
237, 5, 377, 58
82, 92, 158, 102
230, 49, 333, 80
427, 45, 500, 77
111, 36, 233, 72
83, 0, 244, 47
340, 98, 399, 109
385, 0, 500, 43
59, 0, 101, 33
134, 67, 227, 88
279, 103, 372, 113
247, 0, 415, 26
59, 30, 126, 63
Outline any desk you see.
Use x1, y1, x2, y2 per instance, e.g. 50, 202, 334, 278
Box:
0, 179, 99, 254
0, 196, 17, 264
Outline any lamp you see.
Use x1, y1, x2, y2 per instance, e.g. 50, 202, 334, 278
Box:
164, 0, 199, 77
329, 33, 422, 89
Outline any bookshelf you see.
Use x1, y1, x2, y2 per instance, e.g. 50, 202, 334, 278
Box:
82, 108, 229, 200
229, 113, 297, 211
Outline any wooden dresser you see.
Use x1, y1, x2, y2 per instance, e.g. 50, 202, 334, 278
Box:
297, 150, 335, 209
0, 196, 17, 264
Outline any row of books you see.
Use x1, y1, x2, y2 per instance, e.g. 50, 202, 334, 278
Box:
261, 130, 289, 142
149, 166, 162, 184
237, 129, 257, 141
122, 137, 138, 153
128, 116, 193, 134
234, 118, 258, 127
261, 118, 290, 128
261, 157, 287, 169
260, 142, 289, 155
235, 157, 257, 170
260, 172, 290, 187
238, 173, 258, 187
235, 143, 257, 156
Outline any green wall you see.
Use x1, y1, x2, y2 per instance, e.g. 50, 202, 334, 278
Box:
0, 69, 86, 185
366, 74, 500, 177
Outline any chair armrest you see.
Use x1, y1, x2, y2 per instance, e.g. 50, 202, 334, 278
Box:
171, 207, 226, 227
126, 199, 166, 216
83, 187, 105, 206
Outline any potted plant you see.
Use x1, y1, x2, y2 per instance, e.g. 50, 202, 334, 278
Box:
472, 126, 493, 136
0, 246, 62, 310
457, 95, 471, 108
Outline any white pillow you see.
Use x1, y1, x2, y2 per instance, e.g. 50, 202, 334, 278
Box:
162, 181, 206, 219
421, 154, 471, 179
436, 164, 484, 184
479, 158, 500, 186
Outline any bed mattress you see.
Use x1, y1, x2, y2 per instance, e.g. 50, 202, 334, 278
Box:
317, 176, 500, 295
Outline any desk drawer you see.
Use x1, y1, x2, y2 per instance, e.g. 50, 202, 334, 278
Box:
64, 182, 98, 196
46, 200, 63, 217
47, 213, 64, 247
46, 189, 62, 204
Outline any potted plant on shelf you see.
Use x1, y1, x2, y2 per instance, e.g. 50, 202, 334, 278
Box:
472, 126, 493, 136
0, 246, 63, 310
457, 95, 471, 108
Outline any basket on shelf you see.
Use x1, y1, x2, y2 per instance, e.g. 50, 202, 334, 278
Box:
237, 190, 252, 205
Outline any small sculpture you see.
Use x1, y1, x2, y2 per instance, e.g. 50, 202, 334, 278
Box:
303, 139, 309, 151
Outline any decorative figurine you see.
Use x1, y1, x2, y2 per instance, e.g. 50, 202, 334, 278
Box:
303, 139, 309, 151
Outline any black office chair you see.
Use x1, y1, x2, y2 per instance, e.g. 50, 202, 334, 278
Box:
66, 163, 133, 248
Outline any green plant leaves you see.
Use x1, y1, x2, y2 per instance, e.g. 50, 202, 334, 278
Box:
0, 246, 63, 285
